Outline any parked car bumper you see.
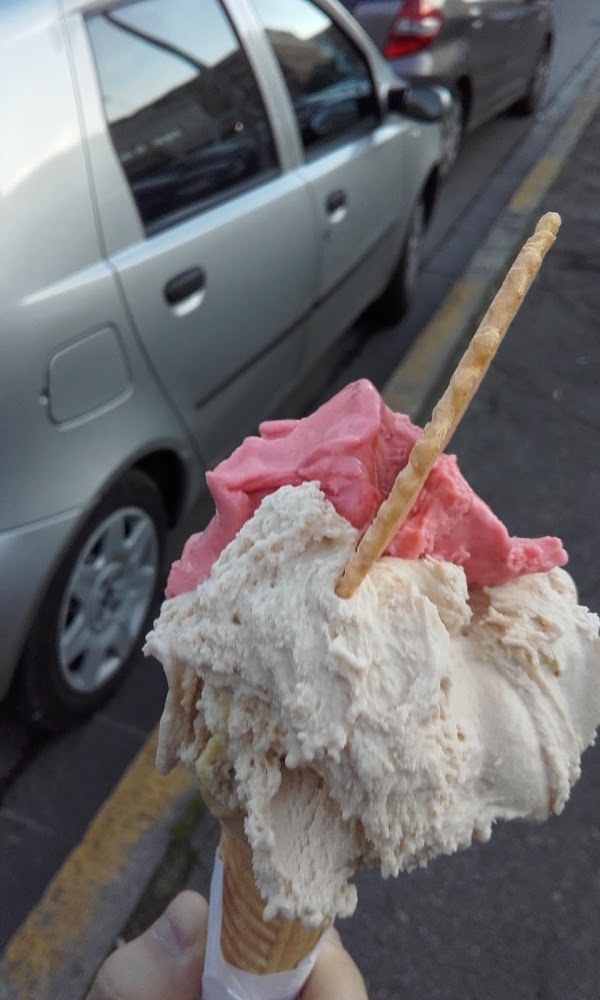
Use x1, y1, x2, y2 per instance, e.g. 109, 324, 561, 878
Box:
0, 508, 81, 698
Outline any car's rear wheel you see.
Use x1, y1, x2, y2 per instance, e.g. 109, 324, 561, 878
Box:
371, 198, 426, 326
511, 44, 551, 116
18, 470, 166, 732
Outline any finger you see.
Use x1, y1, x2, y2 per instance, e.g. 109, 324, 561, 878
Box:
301, 927, 368, 1000
87, 891, 208, 1000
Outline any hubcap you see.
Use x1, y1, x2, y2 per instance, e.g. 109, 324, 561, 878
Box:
405, 202, 425, 294
440, 98, 463, 176
57, 507, 159, 694
531, 51, 549, 108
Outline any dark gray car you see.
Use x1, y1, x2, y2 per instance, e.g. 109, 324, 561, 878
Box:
1, 0, 445, 731
343, 0, 554, 174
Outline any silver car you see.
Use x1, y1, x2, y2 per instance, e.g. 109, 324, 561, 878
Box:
1, 0, 444, 729
343, 0, 554, 174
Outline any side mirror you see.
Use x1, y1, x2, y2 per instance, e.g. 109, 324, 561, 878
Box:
388, 82, 451, 122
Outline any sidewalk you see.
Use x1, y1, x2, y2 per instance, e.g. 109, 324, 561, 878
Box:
2, 107, 600, 1000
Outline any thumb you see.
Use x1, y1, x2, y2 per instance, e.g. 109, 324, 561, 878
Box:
301, 927, 368, 1000
87, 891, 208, 1000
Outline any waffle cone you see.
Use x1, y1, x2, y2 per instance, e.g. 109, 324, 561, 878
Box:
218, 825, 327, 974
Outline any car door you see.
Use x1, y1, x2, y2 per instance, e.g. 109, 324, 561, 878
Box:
82, 0, 319, 464
251, 0, 417, 354
458, 0, 517, 125
502, 0, 548, 97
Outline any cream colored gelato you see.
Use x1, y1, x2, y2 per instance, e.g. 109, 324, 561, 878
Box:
145, 482, 600, 927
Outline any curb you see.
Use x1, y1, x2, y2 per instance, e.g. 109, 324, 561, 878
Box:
2, 77, 599, 1000
382, 85, 600, 423
0, 731, 195, 1000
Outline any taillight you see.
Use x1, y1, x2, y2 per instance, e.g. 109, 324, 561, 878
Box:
383, 0, 443, 59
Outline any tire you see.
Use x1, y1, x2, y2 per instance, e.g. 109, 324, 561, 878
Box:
17, 470, 166, 732
371, 198, 426, 326
439, 91, 465, 178
510, 44, 551, 116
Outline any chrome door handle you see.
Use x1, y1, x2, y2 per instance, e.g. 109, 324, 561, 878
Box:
325, 188, 348, 226
164, 266, 206, 317
326, 189, 347, 214
164, 267, 205, 305
325, 188, 348, 225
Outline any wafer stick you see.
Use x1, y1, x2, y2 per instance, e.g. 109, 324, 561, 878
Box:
336, 211, 561, 599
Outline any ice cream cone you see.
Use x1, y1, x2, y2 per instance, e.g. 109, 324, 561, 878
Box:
218, 824, 327, 974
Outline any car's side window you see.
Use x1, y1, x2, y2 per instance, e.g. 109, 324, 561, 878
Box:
252, 0, 378, 155
87, 0, 278, 233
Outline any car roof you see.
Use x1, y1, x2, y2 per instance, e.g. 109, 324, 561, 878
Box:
60, 0, 364, 20
2, 0, 60, 30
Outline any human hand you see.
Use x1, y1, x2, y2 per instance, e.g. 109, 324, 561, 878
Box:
87, 890, 368, 999
87, 892, 207, 1000
300, 925, 368, 1000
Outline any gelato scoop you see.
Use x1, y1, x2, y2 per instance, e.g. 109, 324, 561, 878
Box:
167, 379, 566, 597
145, 216, 600, 997
146, 479, 600, 927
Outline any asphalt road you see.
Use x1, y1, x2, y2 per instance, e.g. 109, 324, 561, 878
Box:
1, 0, 600, 955
337, 109, 600, 998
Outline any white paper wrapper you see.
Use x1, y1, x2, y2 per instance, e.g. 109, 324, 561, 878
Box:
201, 853, 326, 1000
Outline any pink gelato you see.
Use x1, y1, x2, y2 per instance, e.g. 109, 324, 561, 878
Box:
168, 379, 566, 597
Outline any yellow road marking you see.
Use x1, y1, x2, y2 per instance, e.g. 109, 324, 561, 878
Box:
386, 84, 600, 418
509, 90, 600, 214
383, 279, 480, 416
2, 728, 193, 1000
508, 156, 562, 214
